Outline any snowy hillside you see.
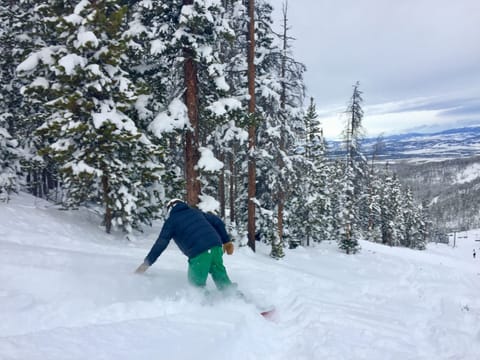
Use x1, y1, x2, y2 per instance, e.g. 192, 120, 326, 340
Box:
393, 155, 480, 231
1, 193, 480, 360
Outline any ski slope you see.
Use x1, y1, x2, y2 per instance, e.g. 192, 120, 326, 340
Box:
1, 193, 479, 359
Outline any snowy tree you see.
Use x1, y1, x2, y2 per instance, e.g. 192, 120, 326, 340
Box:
362, 152, 429, 250
337, 82, 366, 254
214, 1, 248, 221
125, 0, 190, 205
416, 201, 430, 249
0, 1, 21, 139
399, 186, 430, 250
0, 0, 50, 197
365, 168, 383, 243
18, 0, 165, 233
363, 136, 385, 242
129, 0, 242, 210
273, 0, 306, 254
306, 113, 331, 243
337, 164, 359, 253
289, 97, 330, 246
377, 171, 403, 246
0, 2, 24, 200
0, 120, 20, 202
235, 0, 305, 258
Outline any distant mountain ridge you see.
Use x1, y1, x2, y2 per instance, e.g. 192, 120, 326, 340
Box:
328, 126, 480, 162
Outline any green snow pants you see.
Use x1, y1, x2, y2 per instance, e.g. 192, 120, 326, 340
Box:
188, 246, 233, 290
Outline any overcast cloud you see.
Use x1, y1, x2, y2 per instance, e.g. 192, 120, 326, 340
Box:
270, 0, 480, 138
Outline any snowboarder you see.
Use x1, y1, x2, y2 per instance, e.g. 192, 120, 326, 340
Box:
473, 249, 476, 259
135, 199, 236, 292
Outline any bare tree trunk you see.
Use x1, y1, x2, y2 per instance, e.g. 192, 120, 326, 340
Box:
277, 200, 284, 245
219, 152, 226, 218
247, 0, 256, 251
102, 174, 112, 233
183, 6, 201, 206
229, 149, 236, 224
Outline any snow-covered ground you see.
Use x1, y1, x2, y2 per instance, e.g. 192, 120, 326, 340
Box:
1, 193, 479, 360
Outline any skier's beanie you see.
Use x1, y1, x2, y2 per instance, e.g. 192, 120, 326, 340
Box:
166, 198, 183, 211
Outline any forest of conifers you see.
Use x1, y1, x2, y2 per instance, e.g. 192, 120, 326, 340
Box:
0, 0, 430, 257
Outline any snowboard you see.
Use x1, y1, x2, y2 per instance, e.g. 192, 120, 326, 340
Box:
219, 288, 276, 320
259, 307, 276, 320
245, 296, 276, 320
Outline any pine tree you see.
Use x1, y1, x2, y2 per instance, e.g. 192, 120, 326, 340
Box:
0, 1, 21, 138
273, 0, 306, 255
242, 0, 305, 258
329, 160, 346, 241
1, 0, 50, 198
289, 97, 330, 246
18, 0, 164, 233
130, 0, 243, 211
0, 121, 20, 202
307, 109, 331, 243
416, 201, 430, 249
338, 82, 366, 254
365, 168, 383, 243
126, 0, 191, 206
364, 135, 384, 241
288, 100, 315, 248
0, 1, 24, 200
378, 171, 403, 246
400, 187, 430, 250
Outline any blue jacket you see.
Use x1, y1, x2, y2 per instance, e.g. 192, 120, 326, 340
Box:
145, 202, 230, 265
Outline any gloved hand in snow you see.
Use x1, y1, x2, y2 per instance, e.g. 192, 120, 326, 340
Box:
135, 261, 149, 274
223, 241, 234, 255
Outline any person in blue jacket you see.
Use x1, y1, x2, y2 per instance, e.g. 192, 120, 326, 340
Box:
135, 199, 235, 291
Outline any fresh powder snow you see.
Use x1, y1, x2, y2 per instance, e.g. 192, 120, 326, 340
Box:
1, 193, 479, 359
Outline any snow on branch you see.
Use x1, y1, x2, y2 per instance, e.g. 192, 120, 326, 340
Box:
149, 99, 188, 137
16, 47, 57, 74
58, 54, 88, 75
92, 104, 138, 134
198, 194, 220, 213
197, 147, 223, 172
207, 97, 241, 116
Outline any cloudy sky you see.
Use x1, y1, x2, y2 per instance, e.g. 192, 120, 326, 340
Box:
270, 0, 480, 138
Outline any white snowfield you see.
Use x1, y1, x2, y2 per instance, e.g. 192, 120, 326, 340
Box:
1, 193, 479, 360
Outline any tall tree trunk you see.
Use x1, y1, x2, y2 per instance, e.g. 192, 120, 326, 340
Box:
183, 7, 201, 206
247, 0, 256, 251
102, 174, 112, 233
277, 1, 289, 247
229, 149, 236, 224
219, 152, 226, 218
277, 192, 285, 247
